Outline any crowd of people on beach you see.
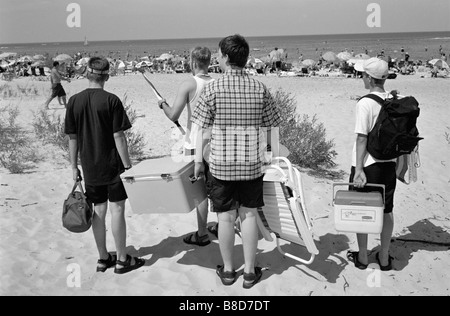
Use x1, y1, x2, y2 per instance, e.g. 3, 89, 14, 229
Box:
53, 33, 428, 289
2, 42, 448, 82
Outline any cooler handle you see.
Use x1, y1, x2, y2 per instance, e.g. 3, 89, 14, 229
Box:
332, 182, 385, 206
189, 174, 203, 183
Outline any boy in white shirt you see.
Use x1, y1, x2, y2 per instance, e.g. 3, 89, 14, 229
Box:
347, 58, 397, 271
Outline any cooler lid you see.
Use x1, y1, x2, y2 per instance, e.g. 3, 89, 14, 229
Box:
121, 157, 194, 179
334, 190, 384, 207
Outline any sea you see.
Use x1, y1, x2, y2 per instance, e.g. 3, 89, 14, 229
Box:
1, 31, 449, 63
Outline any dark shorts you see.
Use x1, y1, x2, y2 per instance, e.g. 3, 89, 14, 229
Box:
349, 162, 396, 214
204, 162, 264, 212
51, 83, 66, 98
275, 61, 282, 69
85, 181, 128, 204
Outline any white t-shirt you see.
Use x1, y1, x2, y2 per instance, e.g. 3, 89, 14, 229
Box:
351, 91, 397, 167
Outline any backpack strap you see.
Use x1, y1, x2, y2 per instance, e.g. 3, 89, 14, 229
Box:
358, 94, 385, 105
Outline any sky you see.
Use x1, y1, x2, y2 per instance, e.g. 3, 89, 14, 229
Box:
0, 0, 449, 44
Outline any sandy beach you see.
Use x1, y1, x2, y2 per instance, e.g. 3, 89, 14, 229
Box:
1, 70, 449, 296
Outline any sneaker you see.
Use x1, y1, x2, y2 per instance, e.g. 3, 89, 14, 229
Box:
243, 267, 263, 289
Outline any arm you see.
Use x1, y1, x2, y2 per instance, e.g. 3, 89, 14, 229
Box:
354, 133, 368, 187
68, 134, 80, 181
114, 130, 132, 169
158, 79, 194, 122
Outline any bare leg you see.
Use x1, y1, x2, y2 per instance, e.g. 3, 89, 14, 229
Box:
379, 213, 394, 265
218, 210, 237, 272
58, 96, 67, 108
44, 95, 54, 109
109, 200, 127, 263
196, 198, 209, 237
92, 202, 109, 260
239, 207, 258, 274
356, 233, 369, 265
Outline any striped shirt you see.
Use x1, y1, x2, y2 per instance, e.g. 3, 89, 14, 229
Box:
191, 69, 281, 181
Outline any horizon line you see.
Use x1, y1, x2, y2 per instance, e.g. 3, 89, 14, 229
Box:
1, 30, 449, 47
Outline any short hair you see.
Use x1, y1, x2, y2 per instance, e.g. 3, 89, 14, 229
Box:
219, 34, 249, 68
190, 47, 211, 69
86, 56, 109, 83
53, 61, 59, 67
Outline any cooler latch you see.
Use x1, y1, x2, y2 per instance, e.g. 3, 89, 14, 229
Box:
161, 174, 173, 181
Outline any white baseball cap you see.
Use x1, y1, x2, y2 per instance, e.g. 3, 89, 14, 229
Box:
354, 57, 389, 79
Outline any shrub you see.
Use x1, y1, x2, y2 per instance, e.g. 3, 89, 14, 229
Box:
122, 93, 148, 161
270, 88, 344, 179
0, 105, 39, 173
31, 94, 148, 163
32, 109, 69, 160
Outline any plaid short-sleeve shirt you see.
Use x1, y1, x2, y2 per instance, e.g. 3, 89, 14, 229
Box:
191, 69, 281, 181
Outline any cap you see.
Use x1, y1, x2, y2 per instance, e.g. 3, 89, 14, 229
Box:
353, 59, 365, 72
358, 57, 389, 79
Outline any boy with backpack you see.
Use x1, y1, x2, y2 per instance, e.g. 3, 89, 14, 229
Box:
346, 57, 421, 272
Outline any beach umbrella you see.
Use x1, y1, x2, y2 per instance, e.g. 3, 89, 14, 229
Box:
140, 56, 150, 61
18, 55, 33, 63
337, 51, 353, 61
301, 59, 316, 68
428, 58, 449, 69
158, 53, 174, 60
135, 60, 152, 68
354, 53, 370, 60
322, 51, 337, 63
33, 54, 46, 61
0, 52, 17, 59
54, 54, 73, 62
76, 57, 90, 66
31, 60, 46, 67
117, 61, 126, 69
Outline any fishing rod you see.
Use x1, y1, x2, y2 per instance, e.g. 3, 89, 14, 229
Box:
139, 69, 186, 135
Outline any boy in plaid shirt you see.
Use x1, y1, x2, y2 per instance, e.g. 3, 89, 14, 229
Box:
192, 34, 281, 289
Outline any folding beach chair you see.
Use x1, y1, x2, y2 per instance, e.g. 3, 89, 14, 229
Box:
257, 157, 319, 265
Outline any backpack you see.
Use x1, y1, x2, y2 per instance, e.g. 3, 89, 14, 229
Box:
361, 93, 423, 160
62, 180, 93, 233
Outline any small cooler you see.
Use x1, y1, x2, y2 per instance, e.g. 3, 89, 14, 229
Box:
332, 183, 385, 234
121, 157, 207, 214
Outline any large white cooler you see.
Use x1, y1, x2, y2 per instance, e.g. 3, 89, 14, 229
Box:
121, 157, 207, 214
332, 183, 385, 234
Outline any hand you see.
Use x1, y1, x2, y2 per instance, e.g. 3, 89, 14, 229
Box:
158, 99, 167, 109
73, 168, 82, 182
194, 161, 205, 180
353, 169, 367, 188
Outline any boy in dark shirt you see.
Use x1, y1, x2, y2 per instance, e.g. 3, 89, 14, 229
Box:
64, 56, 145, 274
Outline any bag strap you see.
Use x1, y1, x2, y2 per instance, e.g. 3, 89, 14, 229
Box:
359, 93, 385, 105
71, 180, 87, 200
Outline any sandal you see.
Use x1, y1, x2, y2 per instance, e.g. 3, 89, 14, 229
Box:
207, 223, 219, 238
376, 252, 394, 271
183, 232, 211, 246
114, 255, 145, 274
243, 267, 263, 289
346, 251, 368, 270
96, 253, 117, 273
216, 265, 237, 286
